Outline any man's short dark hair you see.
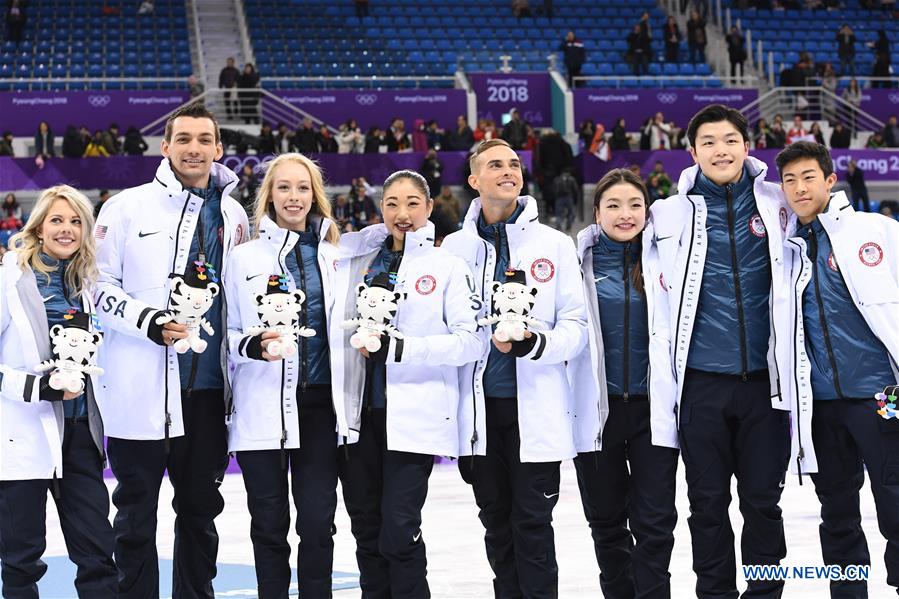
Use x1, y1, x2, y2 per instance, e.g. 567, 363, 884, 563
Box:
775, 141, 834, 177
687, 104, 749, 148
164, 102, 221, 144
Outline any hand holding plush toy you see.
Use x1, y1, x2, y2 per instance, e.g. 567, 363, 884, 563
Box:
34, 310, 104, 394
478, 268, 542, 342
156, 260, 219, 354
245, 274, 316, 358
342, 272, 406, 353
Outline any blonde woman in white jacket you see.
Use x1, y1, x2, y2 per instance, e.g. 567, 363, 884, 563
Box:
224, 153, 342, 598
331, 170, 481, 599
0, 186, 115, 597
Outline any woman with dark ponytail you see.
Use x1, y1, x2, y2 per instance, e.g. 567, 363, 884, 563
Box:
569, 168, 679, 598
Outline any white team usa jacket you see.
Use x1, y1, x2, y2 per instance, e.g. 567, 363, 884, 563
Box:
441, 196, 588, 463
224, 215, 342, 452
642, 157, 793, 449
329, 221, 481, 458
93, 159, 248, 440
783, 192, 899, 475
0, 252, 103, 480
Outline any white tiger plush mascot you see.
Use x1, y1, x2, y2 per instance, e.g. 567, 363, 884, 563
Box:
478, 268, 541, 342
155, 260, 219, 354
34, 309, 104, 394
342, 272, 406, 353
245, 274, 315, 358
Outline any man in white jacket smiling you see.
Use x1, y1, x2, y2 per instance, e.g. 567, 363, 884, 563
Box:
441, 139, 588, 598
93, 103, 248, 598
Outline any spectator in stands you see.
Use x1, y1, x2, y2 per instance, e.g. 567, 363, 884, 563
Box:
61, 125, 84, 158
123, 126, 148, 156
336, 119, 363, 154
753, 118, 770, 149
411, 119, 429, 152
809, 122, 825, 145
836, 24, 856, 76
5, 0, 25, 44
0, 130, 13, 156
501, 108, 528, 150
551, 166, 579, 232
726, 27, 746, 80
829, 122, 851, 148
786, 114, 808, 145
274, 123, 293, 154
560, 31, 586, 88
331, 193, 353, 231
236, 163, 258, 218
219, 57, 240, 120
871, 47, 892, 89
664, 16, 681, 63
364, 126, 387, 153
866, 131, 886, 148
83, 131, 109, 157
578, 119, 596, 151
820, 63, 838, 124
78, 125, 91, 149
434, 185, 461, 227
316, 125, 337, 153
522, 125, 539, 152
627, 23, 651, 77
473, 118, 499, 143
846, 159, 870, 212
188, 75, 204, 99
93, 189, 110, 218
610, 118, 631, 151
354, 0, 369, 18
420, 149, 443, 198
842, 78, 862, 132
426, 120, 444, 150
646, 160, 672, 203
386, 117, 411, 152
766, 121, 787, 148
138, 0, 154, 15
868, 29, 891, 71
687, 10, 707, 63
538, 128, 573, 215
511, 0, 532, 18
34, 121, 55, 159
644, 112, 672, 150
294, 117, 318, 154
100, 123, 121, 156
881, 115, 899, 147
879, 203, 895, 219
446, 115, 474, 151
237, 63, 260, 124
350, 184, 378, 227
588, 122, 609, 160
256, 123, 276, 155
1, 192, 23, 230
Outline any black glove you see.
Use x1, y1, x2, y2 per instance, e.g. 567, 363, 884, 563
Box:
38, 375, 65, 402
146, 310, 174, 347
508, 332, 538, 358
245, 333, 266, 361
366, 340, 389, 364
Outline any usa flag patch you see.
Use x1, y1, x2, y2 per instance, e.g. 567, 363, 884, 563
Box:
94, 224, 107, 240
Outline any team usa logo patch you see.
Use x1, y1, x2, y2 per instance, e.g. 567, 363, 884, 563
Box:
659, 273, 667, 291
332, 259, 339, 271
827, 252, 839, 272
414, 274, 437, 295
858, 242, 883, 267
530, 258, 555, 283
779, 207, 788, 231
749, 213, 767, 238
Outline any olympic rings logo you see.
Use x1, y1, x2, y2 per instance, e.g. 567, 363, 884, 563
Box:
87, 95, 112, 108
656, 92, 678, 104
355, 94, 377, 106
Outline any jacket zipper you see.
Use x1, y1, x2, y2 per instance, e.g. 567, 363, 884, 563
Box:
185, 203, 206, 397
279, 359, 288, 469
809, 229, 845, 398
725, 184, 749, 381
470, 240, 490, 461
295, 244, 308, 394
789, 240, 807, 484
622, 242, 631, 402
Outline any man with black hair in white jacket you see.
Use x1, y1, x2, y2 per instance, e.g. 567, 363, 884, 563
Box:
643, 105, 794, 598
441, 139, 588, 598
93, 103, 248, 598
777, 141, 899, 597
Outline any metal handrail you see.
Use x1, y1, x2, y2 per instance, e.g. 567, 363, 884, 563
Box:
571, 75, 759, 88
188, 0, 207, 86
259, 75, 458, 90
739, 85, 885, 131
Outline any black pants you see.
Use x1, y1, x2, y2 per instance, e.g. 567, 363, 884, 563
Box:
338, 408, 434, 599
679, 369, 790, 599
0, 419, 116, 599
237, 387, 338, 598
459, 397, 561, 599
574, 398, 679, 599
223, 89, 235, 118
810, 399, 899, 598
108, 389, 228, 599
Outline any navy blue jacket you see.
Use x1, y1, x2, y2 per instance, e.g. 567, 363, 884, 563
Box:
687, 167, 771, 375
798, 217, 894, 400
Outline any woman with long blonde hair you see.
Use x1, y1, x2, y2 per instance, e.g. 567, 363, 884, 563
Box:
0, 185, 116, 597
224, 153, 342, 597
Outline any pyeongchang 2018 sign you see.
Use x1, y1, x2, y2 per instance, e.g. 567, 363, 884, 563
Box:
573, 88, 758, 128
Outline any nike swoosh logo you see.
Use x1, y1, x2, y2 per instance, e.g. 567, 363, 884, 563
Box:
594, 275, 610, 283
246, 273, 265, 281
412, 531, 422, 542
42, 295, 55, 303
778, 481, 786, 488
138, 231, 160, 238
543, 492, 560, 499
656, 235, 674, 241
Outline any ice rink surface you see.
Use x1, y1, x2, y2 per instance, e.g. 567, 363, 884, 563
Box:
40, 460, 890, 598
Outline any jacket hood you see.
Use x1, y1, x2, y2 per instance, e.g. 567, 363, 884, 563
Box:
461, 195, 539, 234
676, 154, 769, 196
153, 158, 240, 197
339, 221, 436, 259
